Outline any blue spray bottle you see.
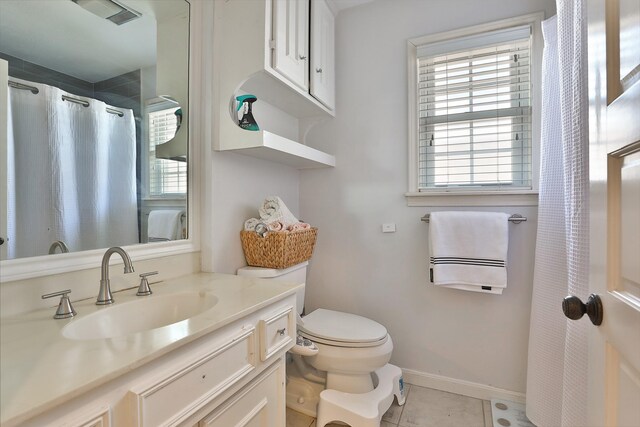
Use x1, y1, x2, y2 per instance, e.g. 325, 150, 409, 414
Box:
236, 94, 259, 131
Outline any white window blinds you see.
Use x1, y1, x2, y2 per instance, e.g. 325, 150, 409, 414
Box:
417, 25, 532, 190
148, 107, 187, 196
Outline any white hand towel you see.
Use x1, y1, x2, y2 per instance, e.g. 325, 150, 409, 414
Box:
429, 211, 510, 294
148, 210, 183, 241
244, 218, 261, 231
258, 196, 299, 227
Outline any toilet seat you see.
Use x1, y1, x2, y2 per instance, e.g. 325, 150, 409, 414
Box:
299, 309, 388, 348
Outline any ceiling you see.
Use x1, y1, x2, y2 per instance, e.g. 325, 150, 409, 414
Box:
0, 0, 370, 84
0, 0, 186, 83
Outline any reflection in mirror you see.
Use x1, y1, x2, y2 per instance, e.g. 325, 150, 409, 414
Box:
0, 0, 190, 261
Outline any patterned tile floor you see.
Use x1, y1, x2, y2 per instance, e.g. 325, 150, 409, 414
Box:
286, 384, 494, 427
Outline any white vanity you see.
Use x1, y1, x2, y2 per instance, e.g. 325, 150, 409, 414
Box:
0, 273, 299, 427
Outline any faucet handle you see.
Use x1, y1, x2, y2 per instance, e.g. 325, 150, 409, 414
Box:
42, 290, 77, 319
136, 271, 158, 296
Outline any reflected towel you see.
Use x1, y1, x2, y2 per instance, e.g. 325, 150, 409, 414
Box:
148, 210, 183, 241
258, 196, 299, 228
429, 211, 509, 294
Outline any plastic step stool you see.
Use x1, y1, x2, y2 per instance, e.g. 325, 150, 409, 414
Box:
316, 364, 405, 427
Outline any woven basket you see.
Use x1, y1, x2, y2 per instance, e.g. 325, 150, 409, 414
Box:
240, 227, 318, 269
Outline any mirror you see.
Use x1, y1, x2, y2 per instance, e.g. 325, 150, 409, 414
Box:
0, 0, 190, 261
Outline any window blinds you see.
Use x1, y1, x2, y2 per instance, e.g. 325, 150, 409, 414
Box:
417, 26, 532, 190
148, 107, 187, 196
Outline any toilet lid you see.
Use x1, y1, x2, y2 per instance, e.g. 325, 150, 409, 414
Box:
298, 309, 388, 347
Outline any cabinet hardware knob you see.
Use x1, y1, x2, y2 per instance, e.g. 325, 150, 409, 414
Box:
316, 67, 323, 73
0, 237, 4, 245
562, 294, 603, 326
299, 55, 307, 60
277, 328, 286, 336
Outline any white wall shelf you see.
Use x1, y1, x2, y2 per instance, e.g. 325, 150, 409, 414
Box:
223, 130, 335, 169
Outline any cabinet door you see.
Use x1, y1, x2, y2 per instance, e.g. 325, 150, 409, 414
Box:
272, 0, 309, 91
310, 0, 335, 110
199, 361, 285, 427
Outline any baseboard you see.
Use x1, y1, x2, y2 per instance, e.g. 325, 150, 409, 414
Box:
401, 368, 526, 403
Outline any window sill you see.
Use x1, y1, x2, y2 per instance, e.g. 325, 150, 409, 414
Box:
405, 190, 539, 207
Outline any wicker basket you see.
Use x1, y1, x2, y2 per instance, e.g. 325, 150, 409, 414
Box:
240, 227, 318, 269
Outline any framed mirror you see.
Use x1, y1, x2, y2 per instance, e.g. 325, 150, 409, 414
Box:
0, 0, 191, 267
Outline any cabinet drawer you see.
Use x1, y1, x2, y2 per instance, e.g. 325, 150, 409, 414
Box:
129, 328, 256, 427
258, 307, 294, 362
199, 360, 285, 427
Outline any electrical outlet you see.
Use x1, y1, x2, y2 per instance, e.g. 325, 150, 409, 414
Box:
382, 223, 396, 233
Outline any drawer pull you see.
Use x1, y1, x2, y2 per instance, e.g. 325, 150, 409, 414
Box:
277, 328, 286, 336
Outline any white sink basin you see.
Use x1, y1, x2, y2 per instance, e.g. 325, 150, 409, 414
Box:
63, 291, 218, 340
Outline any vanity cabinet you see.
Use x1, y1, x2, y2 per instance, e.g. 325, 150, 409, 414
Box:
7, 288, 296, 427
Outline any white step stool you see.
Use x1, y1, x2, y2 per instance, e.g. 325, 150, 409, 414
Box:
316, 364, 405, 427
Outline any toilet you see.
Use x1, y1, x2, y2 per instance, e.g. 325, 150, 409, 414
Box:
237, 261, 395, 418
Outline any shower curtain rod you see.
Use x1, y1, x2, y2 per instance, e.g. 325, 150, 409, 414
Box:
8, 80, 125, 117
61, 95, 124, 117
8, 80, 39, 94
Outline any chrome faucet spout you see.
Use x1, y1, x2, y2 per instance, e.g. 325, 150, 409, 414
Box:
48, 240, 69, 254
97, 247, 135, 305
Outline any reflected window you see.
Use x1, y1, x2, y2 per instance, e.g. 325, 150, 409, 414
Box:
147, 105, 187, 197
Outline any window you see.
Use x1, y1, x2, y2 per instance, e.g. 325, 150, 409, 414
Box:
407, 14, 542, 204
147, 106, 187, 197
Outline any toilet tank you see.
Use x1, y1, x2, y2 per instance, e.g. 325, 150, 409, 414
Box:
237, 261, 307, 315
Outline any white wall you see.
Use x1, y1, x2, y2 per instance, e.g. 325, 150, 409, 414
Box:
209, 151, 300, 274
300, 0, 555, 396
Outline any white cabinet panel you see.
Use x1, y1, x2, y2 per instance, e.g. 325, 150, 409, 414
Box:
129, 328, 256, 427
272, 0, 309, 91
199, 361, 285, 427
259, 306, 294, 361
310, 0, 335, 110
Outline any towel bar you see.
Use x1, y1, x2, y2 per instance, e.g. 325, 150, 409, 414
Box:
421, 213, 527, 224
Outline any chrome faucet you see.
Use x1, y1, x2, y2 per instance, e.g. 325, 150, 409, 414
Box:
48, 240, 69, 254
96, 247, 135, 305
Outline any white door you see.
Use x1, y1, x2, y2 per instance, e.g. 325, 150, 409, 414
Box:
310, 0, 335, 110
0, 59, 8, 260
587, 0, 640, 425
272, 0, 309, 91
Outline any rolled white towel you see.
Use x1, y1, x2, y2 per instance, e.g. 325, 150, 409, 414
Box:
244, 218, 261, 231
258, 196, 299, 227
267, 221, 285, 232
287, 222, 311, 231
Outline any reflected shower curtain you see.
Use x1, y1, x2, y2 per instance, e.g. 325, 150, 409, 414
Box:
526, 1, 589, 426
6, 78, 138, 259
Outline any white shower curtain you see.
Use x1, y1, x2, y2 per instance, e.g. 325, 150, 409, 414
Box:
7, 78, 138, 259
526, 1, 589, 426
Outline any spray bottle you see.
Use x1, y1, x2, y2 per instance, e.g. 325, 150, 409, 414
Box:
236, 94, 259, 131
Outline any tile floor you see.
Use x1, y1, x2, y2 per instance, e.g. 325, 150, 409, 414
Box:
286, 384, 494, 427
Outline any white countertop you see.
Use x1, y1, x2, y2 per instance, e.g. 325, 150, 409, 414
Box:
0, 272, 300, 426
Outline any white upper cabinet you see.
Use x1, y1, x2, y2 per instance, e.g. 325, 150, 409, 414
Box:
272, 0, 309, 91
213, 0, 336, 168
271, 0, 335, 111
310, 0, 335, 110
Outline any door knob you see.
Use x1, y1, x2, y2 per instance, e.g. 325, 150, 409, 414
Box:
562, 294, 603, 326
